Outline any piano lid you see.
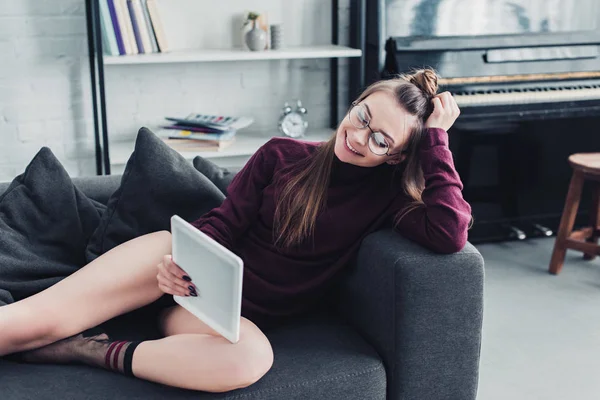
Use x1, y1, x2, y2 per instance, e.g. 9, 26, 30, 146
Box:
383, 0, 600, 84
385, 0, 600, 39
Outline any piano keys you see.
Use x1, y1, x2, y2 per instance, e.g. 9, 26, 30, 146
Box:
452, 80, 600, 108
446, 75, 600, 122
382, 34, 600, 123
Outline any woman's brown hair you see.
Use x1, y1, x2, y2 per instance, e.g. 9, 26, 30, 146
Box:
272, 69, 440, 250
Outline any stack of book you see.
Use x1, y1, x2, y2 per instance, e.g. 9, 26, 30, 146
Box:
99, 0, 168, 56
159, 113, 254, 152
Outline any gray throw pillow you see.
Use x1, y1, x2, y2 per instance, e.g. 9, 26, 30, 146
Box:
0, 148, 104, 306
192, 156, 236, 195
85, 127, 226, 261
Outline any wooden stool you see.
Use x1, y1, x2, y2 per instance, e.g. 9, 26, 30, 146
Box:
549, 153, 600, 275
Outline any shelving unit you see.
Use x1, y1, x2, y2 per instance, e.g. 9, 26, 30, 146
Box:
104, 45, 361, 65
85, 0, 366, 174
110, 129, 334, 173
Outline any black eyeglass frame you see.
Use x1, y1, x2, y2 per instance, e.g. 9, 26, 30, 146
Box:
348, 101, 404, 157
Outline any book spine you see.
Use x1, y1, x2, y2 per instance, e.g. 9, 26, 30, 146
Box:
127, 0, 145, 53
114, 0, 134, 54
118, 0, 138, 54
132, 0, 153, 53
146, 0, 168, 52
163, 125, 224, 134
166, 130, 237, 141
99, 0, 119, 56
107, 0, 126, 55
141, 0, 159, 52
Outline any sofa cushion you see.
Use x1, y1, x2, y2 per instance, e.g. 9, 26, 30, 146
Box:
0, 314, 386, 400
0, 182, 10, 196
85, 128, 226, 261
192, 156, 237, 195
0, 148, 104, 306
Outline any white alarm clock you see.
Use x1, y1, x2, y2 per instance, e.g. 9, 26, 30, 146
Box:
278, 100, 308, 138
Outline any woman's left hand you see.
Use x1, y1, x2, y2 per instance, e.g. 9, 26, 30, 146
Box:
424, 92, 460, 131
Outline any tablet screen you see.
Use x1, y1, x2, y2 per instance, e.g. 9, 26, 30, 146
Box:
171, 215, 243, 343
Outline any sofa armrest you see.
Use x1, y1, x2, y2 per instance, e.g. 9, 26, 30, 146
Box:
334, 229, 484, 400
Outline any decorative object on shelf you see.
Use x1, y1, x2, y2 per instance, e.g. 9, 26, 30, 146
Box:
243, 12, 267, 51
158, 113, 254, 152
278, 100, 308, 138
270, 24, 283, 50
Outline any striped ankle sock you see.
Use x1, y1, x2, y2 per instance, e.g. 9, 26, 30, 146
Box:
104, 340, 142, 377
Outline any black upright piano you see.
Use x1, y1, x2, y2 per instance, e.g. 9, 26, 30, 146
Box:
364, 0, 600, 243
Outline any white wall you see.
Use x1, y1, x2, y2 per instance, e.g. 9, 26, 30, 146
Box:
0, 0, 353, 181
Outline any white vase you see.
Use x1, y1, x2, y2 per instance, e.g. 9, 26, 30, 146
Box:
245, 21, 267, 51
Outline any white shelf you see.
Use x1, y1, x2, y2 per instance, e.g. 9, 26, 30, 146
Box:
104, 45, 362, 65
109, 129, 335, 166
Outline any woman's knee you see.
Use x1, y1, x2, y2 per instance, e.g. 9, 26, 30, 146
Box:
219, 319, 274, 391
240, 318, 274, 382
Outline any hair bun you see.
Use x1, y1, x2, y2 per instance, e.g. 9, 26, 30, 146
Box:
407, 69, 439, 97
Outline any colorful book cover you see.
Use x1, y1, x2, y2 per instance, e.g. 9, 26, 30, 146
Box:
107, 0, 125, 55
127, 0, 145, 53
141, 0, 159, 52
162, 124, 228, 134
165, 114, 254, 132
99, 0, 119, 56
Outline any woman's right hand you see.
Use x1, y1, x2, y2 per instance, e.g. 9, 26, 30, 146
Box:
157, 255, 198, 297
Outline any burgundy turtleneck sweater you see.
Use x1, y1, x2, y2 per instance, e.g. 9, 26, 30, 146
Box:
191, 128, 471, 320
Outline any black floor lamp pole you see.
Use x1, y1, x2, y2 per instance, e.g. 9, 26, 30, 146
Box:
85, 0, 111, 175
330, 0, 339, 129
349, 0, 366, 99
85, 0, 103, 175
91, 0, 111, 175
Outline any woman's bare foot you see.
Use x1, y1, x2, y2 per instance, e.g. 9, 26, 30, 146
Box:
15, 333, 110, 367
12, 332, 141, 375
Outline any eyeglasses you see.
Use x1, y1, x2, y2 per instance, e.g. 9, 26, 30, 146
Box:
348, 101, 402, 157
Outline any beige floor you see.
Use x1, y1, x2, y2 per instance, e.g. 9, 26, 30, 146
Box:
476, 238, 600, 400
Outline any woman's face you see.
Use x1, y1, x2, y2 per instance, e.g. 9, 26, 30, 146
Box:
334, 91, 417, 167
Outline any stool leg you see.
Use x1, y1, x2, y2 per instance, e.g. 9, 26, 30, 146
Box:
583, 181, 600, 260
549, 170, 585, 275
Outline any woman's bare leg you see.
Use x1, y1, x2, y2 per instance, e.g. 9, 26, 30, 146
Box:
132, 315, 274, 392
0, 231, 172, 356
13, 300, 272, 391
157, 305, 220, 337
146, 306, 273, 391
0, 230, 273, 392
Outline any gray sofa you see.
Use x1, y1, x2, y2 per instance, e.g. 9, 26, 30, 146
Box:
0, 174, 484, 400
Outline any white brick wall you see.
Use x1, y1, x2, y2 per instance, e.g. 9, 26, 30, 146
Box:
0, 0, 92, 180
0, 0, 352, 181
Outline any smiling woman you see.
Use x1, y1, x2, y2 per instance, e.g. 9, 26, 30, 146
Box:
338, 94, 413, 160
269, 68, 467, 251
0, 68, 470, 394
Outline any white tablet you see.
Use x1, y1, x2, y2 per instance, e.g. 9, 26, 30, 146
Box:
170, 215, 244, 344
